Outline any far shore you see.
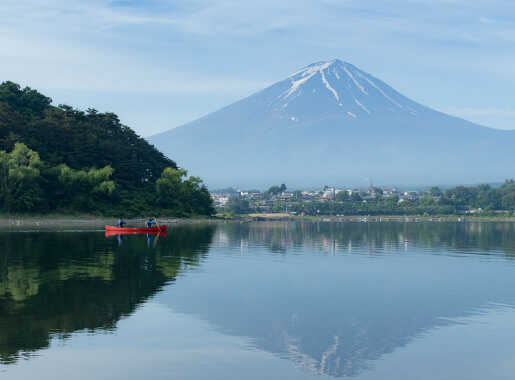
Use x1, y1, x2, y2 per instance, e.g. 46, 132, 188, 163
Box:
1, 213, 515, 231
233, 213, 515, 223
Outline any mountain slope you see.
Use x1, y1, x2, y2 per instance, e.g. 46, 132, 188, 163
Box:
150, 59, 515, 188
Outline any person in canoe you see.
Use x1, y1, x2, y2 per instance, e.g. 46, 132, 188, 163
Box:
146, 217, 156, 229
117, 218, 126, 228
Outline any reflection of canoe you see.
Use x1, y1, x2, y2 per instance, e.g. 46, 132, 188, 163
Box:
105, 230, 167, 237
105, 225, 167, 234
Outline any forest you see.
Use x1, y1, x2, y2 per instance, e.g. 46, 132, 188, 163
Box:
0, 81, 214, 216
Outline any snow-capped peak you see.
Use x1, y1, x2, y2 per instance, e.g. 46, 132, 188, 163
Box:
284, 60, 335, 98
288, 59, 341, 78
276, 59, 418, 119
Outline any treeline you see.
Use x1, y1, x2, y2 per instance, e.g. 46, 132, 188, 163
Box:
312, 182, 515, 216
225, 182, 515, 216
0, 81, 214, 216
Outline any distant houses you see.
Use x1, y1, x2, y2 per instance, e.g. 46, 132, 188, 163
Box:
211, 185, 422, 213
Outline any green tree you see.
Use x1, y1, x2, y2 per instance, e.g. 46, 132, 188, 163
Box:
336, 191, 350, 201
292, 190, 303, 200
156, 168, 214, 216
267, 186, 281, 196
430, 187, 443, 197
225, 197, 250, 214
56, 164, 115, 211
156, 168, 187, 212
0, 143, 44, 212
350, 192, 362, 202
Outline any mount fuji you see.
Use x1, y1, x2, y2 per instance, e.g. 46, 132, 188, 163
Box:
149, 59, 515, 188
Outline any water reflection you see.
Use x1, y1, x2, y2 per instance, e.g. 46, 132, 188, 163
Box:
2, 222, 515, 379
216, 221, 515, 256
162, 222, 515, 377
0, 226, 215, 365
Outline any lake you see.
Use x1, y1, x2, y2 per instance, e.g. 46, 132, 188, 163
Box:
2, 221, 515, 379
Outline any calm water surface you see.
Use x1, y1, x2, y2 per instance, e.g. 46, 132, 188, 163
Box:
2, 222, 515, 379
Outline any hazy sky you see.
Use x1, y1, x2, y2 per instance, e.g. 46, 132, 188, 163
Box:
2, 0, 515, 136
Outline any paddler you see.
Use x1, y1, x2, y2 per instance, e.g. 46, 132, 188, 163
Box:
146, 217, 156, 228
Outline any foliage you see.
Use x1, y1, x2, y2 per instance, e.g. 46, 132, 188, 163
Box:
285, 181, 515, 216
335, 190, 350, 201
0, 82, 214, 216
265, 183, 287, 198
156, 168, 215, 216
0, 226, 216, 364
0, 143, 43, 212
228, 182, 515, 217
0, 81, 175, 189
430, 186, 443, 197
225, 197, 251, 214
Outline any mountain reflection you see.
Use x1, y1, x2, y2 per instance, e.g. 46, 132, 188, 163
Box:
0, 226, 215, 365
2, 222, 515, 378
162, 222, 515, 377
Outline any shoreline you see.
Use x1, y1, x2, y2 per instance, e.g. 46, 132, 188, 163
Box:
1, 214, 515, 231
233, 214, 515, 223
0, 215, 222, 230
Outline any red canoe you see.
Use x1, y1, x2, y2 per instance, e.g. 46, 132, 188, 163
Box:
105, 230, 167, 238
105, 225, 167, 233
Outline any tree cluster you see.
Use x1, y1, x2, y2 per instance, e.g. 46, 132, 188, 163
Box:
0, 82, 214, 216
291, 182, 515, 216
223, 182, 515, 217
225, 197, 251, 214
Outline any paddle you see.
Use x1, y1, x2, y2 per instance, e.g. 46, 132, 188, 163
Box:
152, 217, 161, 248
153, 230, 161, 248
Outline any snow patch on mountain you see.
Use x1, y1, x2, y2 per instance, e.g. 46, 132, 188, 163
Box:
321, 69, 339, 102
355, 99, 371, 114
342, 65, 368, 95
354, 70, 403, 109
283, 61, 333, 99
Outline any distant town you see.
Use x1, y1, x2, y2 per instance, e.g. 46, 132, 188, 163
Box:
211, 181, 515, 217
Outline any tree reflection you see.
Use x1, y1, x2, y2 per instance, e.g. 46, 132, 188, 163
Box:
0, 226, 215, 364
217, 221, 515, 257
3, 221, 515, 377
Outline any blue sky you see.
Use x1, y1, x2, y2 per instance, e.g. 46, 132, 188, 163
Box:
2, 0, 515, 136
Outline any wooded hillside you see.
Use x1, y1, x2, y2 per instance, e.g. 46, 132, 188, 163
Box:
0, 81, 214, 216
